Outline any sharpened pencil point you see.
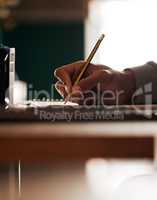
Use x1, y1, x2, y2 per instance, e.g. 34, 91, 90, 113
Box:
100, 34, 105, 41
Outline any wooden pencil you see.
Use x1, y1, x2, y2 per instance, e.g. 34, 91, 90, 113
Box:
65, 34, 105, 104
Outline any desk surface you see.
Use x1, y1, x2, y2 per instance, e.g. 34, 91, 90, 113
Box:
0, 121, 154, 162
0, 104, 156, 162
0, 121, 157, 138
1, 104, 157, 122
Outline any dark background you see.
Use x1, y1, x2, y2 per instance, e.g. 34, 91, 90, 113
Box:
3, 22, 84, 99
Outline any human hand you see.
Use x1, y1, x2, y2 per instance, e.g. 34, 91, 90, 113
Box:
54, 61, 135, 105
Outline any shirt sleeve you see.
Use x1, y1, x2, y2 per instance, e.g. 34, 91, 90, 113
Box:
127, 61, 157, 104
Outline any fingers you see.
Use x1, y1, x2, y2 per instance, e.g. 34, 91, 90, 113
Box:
70, 90, 97, 105
68, 70, 113, 105
77, 69, 113, 91
54, 61, 86, 93
54, 61, 113, 105
55, 69, 72, 94
70, 86, 83, 104
55, 81, 68, 98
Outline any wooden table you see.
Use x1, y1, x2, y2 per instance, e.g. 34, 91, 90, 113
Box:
0, 105, 157, 198
0, 106, 156, 197
0, 121, 155, 163
0, 104, 157, 163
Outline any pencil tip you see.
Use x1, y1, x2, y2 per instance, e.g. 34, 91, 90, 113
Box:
101, 34, 105, 40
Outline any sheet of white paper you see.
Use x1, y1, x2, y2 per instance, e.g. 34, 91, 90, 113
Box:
27, 100, 78, 107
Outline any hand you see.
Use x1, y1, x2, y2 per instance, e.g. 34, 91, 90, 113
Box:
54, 61, 135, 105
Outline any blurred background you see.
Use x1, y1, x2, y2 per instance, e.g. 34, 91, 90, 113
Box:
1, 0, 86, 99
0, 0, 157, 98
1, 0, 157, 98
0, 0, 157, 200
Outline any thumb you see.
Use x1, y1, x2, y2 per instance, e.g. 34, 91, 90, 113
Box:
76, 69, 113, 91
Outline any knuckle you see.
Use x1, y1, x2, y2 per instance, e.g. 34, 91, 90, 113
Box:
54, 67, 63, 78
99, 70, 110, 79
75, 60, 85, 64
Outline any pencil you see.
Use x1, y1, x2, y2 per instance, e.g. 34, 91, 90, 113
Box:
65, 33, 105, 104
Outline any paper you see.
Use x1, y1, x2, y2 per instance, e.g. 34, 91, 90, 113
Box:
25, 100, 78, 107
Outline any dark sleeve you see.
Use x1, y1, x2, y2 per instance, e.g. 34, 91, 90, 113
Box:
128, 61, 157, 104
